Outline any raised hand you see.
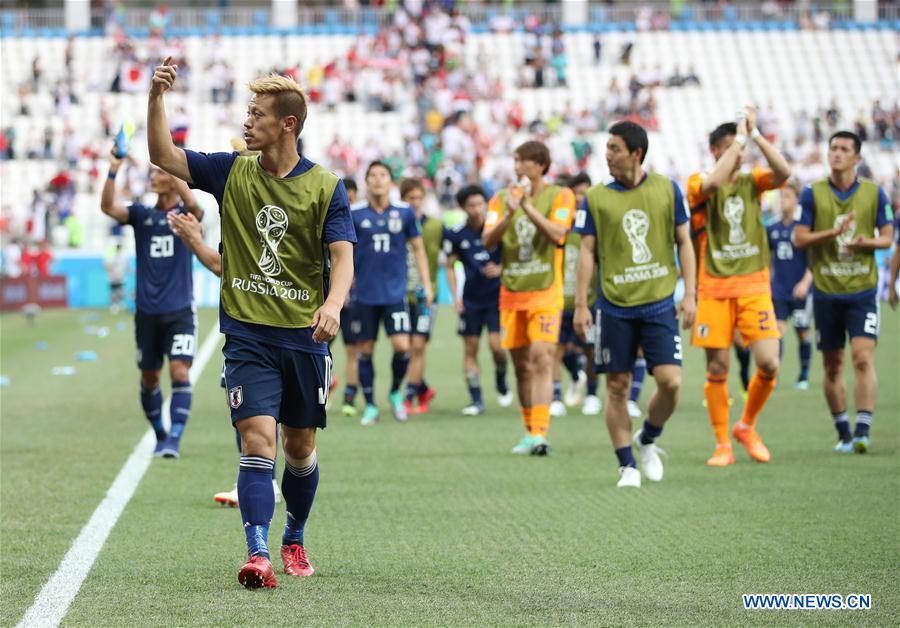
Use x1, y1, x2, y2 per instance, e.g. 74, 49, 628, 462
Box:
150, 56, 178, 97
745, 104, 758, 134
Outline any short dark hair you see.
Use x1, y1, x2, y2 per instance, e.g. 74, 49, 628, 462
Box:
609, 121, 648, 164
343, 177, 357, 193
456, 184, 486, 208
514, 140, 551, 174
709, 122, 738, 148
569, 171, 592, 188
365, 160, 392, 179
399, 177, 425, 199
829, 130, 862, 154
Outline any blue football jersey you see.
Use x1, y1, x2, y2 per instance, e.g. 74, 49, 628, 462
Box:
128, 202, 193, 314
767, 220, 807, 301
352, 202, 421, 305
442, 223, 500, 308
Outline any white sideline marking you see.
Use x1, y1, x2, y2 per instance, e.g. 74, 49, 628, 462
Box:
16, 323, 222, 628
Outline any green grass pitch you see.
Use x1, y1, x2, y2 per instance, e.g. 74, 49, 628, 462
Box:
1, 306, 897, 626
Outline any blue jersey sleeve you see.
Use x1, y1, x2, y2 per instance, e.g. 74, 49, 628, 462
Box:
406, 207, 422, 238
184, 150, 238, 207
766, 223, 776, 248
573, 197, 596, 236
876, 188, 893, 228
126, 202, 143, 226
798, 186, 815, 227
672, 180, 688, 227
323, 180, 357, 245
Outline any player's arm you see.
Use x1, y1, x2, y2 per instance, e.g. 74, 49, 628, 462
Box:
573, 233, 596, 340
100, 150, 130, 223
168, 213, 221, 276
521, 192, 569, 245
444, 252, 463, 313
147, 56, 192, 183
700, 117, 748, 196
746, 105, 791, 187
172, 176, 204, 220
410, 236, 434, 306
312, 240, 354, 343
888, 244, 900, 309
675, 221, 697, 329
793, 268, 813, 300
793, 187, 847, 249
482, 195, 512, 250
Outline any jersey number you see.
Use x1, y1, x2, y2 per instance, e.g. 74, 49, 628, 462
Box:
863, 312, 879, 335
776, 241, 793, 260
171, 334, 195, 357
317, 356, 334, 406
673, 335, 683, 360
150, 235, 174, 258
391, 311, 410, 332
373, 233, 391, 253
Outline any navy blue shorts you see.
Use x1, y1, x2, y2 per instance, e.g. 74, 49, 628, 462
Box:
134, 306, 197, 371
354, 301, 410, 341
595, 307, 682, 374
409, 301, 435, 339
813, 292, 879, 351
341, 300, 361, 345
558, 310, 592, 349
223, 335, 330, 428
773, 295, 812, 330
458, 305, 500, 337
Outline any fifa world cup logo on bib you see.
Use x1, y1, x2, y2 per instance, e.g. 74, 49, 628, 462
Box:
833, 213, 856, 260
622, 209, 652, 264
256, 204, 288, 276
515, 215, 537, 261
723, 196, 747, 244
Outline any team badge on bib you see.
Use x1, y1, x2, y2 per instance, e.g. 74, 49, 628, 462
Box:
388, 210, 403, 234
229, 386, 243, 409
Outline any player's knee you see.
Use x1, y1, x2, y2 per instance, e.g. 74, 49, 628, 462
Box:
707, 360, 728, 377
757, 355, 779, 375
140, 371, 161, 389
851, 353, 873, 374
606, 376, 630, 400
656, 372, 681, 395
170, 360, 190, 382
284, 440, 315, 464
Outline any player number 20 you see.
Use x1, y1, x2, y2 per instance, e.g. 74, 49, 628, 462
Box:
150, 235, 174, 258
373, 233, 391, 253
171, 334, 195, 356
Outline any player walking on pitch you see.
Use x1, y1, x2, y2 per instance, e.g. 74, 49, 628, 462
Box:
351, 162, 433, 425
573, 121, 696, 488
149, 58, 355, 588
443, 184, 513, 415
766, 178, 814, 390
482, 141, 575, 455
101, 148, 202, 459
687, 106, 791, 466
793, 131, 894, 453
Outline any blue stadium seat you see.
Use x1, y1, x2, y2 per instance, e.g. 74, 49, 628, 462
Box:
205, 10, 221, 27
253, 11, 267, 27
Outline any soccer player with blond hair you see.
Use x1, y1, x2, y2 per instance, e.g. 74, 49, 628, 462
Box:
482, 140, 576, 455
149, 62, 356, 588
687, 106, 791, 467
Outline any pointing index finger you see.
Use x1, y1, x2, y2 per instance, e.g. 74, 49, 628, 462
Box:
163, 56, 172, 66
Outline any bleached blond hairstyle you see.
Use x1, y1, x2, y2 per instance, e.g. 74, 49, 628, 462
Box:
248, 74, 308, 137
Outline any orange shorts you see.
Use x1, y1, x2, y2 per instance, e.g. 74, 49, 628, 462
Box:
691, 294, 781, 349
500, 308, 560, 349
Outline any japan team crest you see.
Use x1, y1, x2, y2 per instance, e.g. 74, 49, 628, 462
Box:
229, 386, 243, 409
388, 210, 403, 234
